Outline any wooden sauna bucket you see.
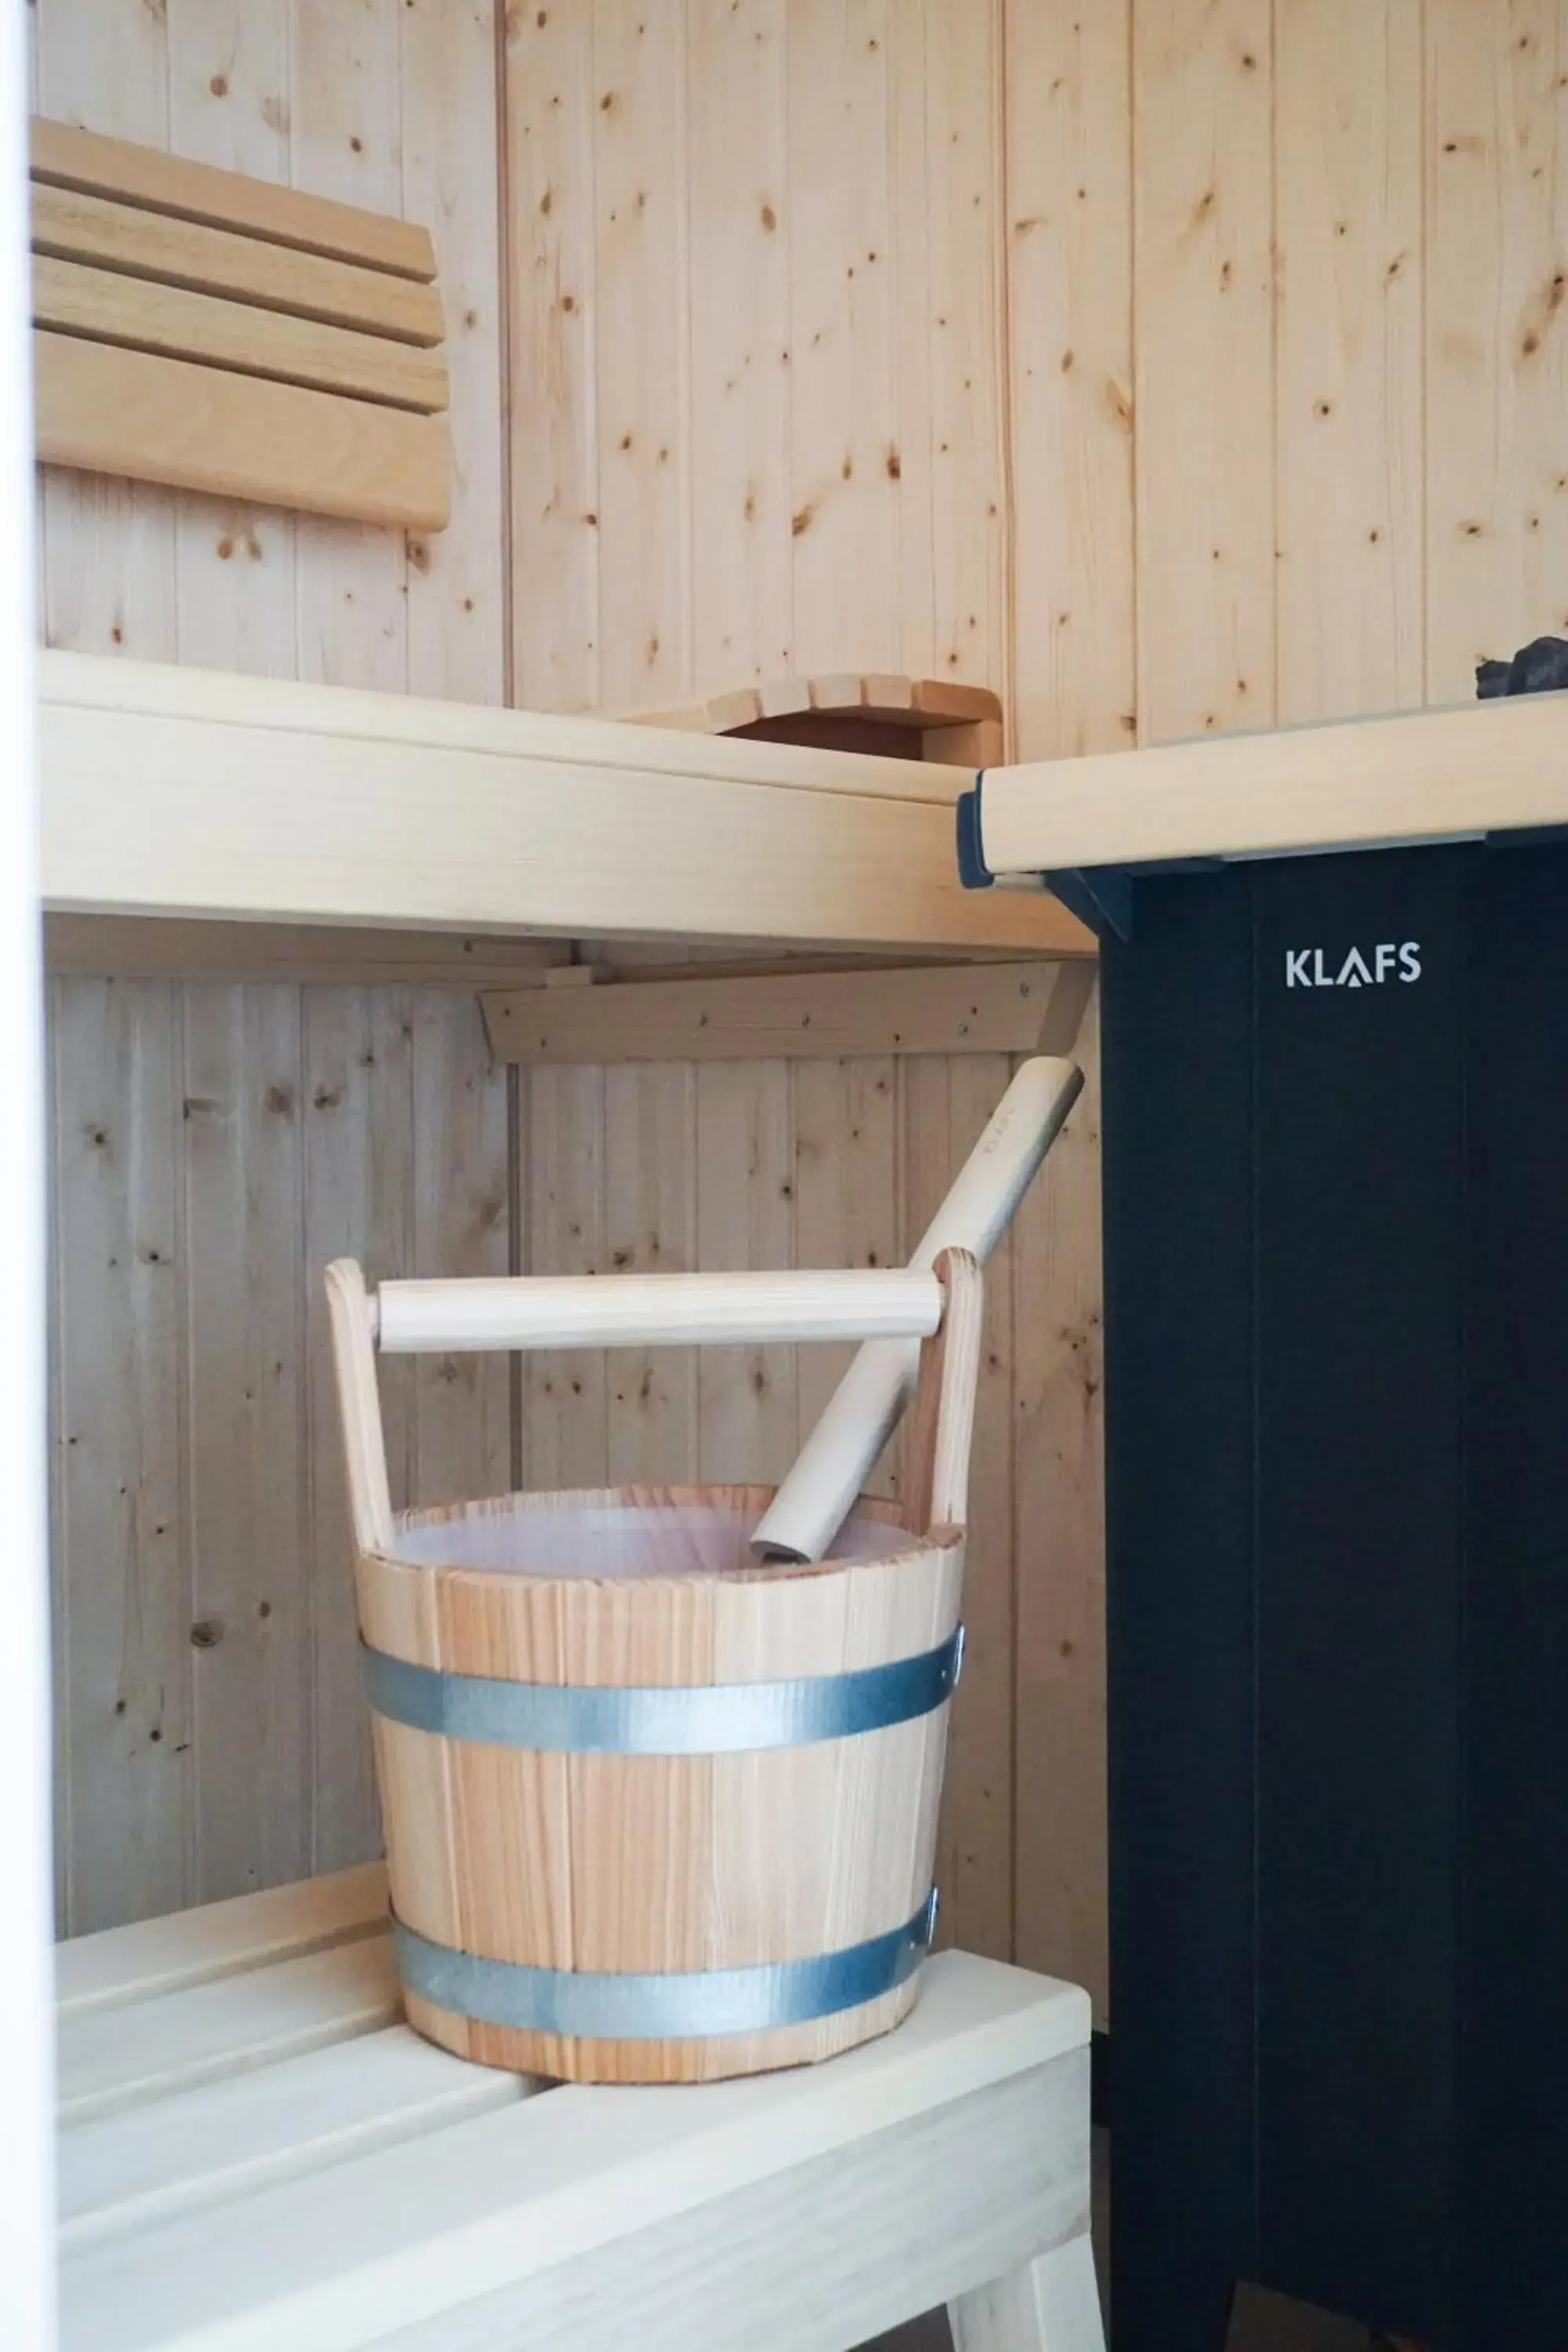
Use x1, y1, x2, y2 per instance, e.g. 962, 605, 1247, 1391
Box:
327, 1254, 982, 2085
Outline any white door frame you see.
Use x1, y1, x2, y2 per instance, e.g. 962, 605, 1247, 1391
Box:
0, 9, 57, 2345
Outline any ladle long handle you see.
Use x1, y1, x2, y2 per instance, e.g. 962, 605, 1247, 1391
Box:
750, 1055, 1084, 1563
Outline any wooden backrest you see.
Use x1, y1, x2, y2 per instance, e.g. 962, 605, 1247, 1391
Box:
31, 118, 449, 532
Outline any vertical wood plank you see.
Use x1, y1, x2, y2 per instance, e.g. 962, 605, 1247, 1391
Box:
687, 0, 792, 690
38, 0, 511, 1931
401, 0, 506, 708
410, 992, 513, 1507
1276, 0, 1424, 724
942, 1052, 1016, 1964
289, 0, 408, 691
898, 1054, 1014, 1960
165, 0, 298, 682
505, 0, 601, 712
182, 984, 310, 1903
793, 1056, 898, 1494
923, 0, 1008, 696
592, 0, 691, 710
695, 1062, 797, 1485
1001, 0, 1122, 2011
51, 980, 189, 1933
1425, 0, 1568, 702
786, 0, 898, 676
604, 1065, 699, 1484
301, 989, 415, 1874
35, 0, 177, 664
887, 0, 935, 674
1005, 0, 1135, 758
1133, 0, 1276, 742
524, 1066, 609, 1490
1012, 988, 1107, 2019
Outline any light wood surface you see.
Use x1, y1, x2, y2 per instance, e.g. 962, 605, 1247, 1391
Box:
1133, 0, 1276, 748
934, 1059, 1016, 1961
46, 978, 507, 1935
505, 2, 1008, 714
31, 181, 445, 344
1425, 0, 1568, 704
1011, 990, 1107, 2015
333, 1219, 978, 2080
38, 651, 1087, 953
60, 2026, 526, 2252
35, 332, 452, 530
34, 253, 449, 412
949, 2237, 1106, 2352
754, 1057, 1083, 1563
482, 960, 1065, 1065
47, 0, 1566, 2046
56, 1860, 389, 2016
32, 115, 437, 278
183, 983, 313, 1904
364, 1483, 959, 2089
328, 1250, 978, 2082
35, 0, 509, 1962
373, 1267, 943, 1354
59, 1933, 401, 2122
325, 1260, 394, 1555
56, 1868, 1096, 2352
1004, 0, 1135, 768
906, 1251, 985, 1538
975, 693, 1568, 877
49, 975, 187, 1933
40, 646, 1000, 804
31, 112, 452, 528
45, 916, 567, 988
626, 673, 1004, 740
1275, 0, 1422, 724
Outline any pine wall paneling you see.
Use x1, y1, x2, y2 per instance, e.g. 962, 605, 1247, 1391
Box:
1000, 0, 1131, 2015
1425, 0, 1568, 702
504, 0, 1010, 711
47, 0, 1566, 2027
38, 0, 510, 1929
499, 0, 1025, 1982
1275, 0, 1424, 724
1133, 0, 1277, 746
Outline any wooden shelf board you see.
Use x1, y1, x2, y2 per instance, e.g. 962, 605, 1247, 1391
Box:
40, 653, 1091, 958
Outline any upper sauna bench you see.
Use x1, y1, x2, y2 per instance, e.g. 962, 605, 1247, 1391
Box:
37, 652, 1091, 959
959, 691, 1568, 927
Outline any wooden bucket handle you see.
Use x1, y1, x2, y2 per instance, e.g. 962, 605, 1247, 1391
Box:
324, 1257, 977, 1555
368, 1267, 942, 1355
905, 1248, 984, 1537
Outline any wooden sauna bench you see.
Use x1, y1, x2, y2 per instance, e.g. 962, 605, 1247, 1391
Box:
37, 650, 1091, 959
56, 1864, 1103, 2352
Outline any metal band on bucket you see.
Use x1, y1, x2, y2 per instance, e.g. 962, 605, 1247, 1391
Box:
394, 1890, 938, 2040
361, 1627, 963, 1755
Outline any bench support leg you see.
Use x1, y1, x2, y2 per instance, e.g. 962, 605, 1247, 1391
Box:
949, 2232, 1105, 2352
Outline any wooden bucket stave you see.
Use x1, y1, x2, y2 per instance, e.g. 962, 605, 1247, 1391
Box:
328, 1258, 982, 2084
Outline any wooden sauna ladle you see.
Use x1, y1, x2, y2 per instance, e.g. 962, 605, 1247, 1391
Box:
752, 1051, 1083, 1565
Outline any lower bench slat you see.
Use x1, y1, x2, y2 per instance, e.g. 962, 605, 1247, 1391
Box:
61, 2026, 532, 2252
59, 1932, 400, 2122
60, 1950, 1090, 2352
56, 1862, 390, 2017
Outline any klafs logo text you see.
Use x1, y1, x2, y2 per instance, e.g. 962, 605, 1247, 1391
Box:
1284, 943, 1421, 989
